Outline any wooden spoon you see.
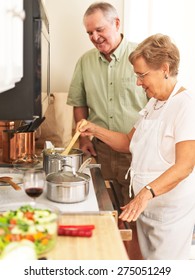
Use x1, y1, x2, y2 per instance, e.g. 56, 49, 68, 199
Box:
61, 119, 88, 156
0, 176, 21, 190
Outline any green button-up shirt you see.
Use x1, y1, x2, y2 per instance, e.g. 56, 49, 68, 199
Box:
67, 37, 148, 133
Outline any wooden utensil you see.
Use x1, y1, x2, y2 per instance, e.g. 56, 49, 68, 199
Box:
61, 119, 88, 156
0, 176, 21, 190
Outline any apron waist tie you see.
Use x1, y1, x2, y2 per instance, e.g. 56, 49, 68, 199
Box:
125, 167, 136, 198
125, 167, 162, 198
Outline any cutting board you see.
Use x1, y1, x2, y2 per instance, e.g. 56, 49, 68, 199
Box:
44, 212, 129, 260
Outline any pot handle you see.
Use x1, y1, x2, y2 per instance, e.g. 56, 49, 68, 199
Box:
77, 157, 92, 173
61, 164, 77, 176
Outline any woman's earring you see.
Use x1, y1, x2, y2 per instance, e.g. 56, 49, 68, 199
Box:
165, 74, 168, 79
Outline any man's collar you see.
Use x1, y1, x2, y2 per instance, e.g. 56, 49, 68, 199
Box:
99, 34, 128, 62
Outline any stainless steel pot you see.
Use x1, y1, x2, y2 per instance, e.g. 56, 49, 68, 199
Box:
43, 148, 83, 174
46, 169, 90, 203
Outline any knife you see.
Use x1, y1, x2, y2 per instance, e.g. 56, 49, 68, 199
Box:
27, 117, 46, 132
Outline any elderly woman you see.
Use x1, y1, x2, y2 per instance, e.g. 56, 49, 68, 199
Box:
77, 34, 195, 259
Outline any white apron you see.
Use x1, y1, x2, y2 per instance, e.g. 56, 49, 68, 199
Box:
130, 83, 195, 259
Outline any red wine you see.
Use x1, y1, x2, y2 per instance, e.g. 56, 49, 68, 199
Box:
25, 188, 43, 198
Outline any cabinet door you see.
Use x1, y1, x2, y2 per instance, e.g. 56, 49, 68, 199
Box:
0, 0, 25, 93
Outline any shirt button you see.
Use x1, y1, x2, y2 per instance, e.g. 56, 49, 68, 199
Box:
109, 98, 112, 101
110, 116, 113, 119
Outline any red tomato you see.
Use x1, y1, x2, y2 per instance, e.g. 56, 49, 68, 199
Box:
9, 219, 17, 225
24, 212, 34, 220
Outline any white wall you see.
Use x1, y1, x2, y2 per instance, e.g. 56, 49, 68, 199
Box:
44, 0, 124, 93
124, 0, 195, 94
44, 0, 195, 94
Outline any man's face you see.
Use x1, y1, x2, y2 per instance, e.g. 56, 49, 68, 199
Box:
84, 10, 120, 55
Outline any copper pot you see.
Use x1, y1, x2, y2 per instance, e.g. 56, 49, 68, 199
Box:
2, 130, 36, 163
0, 121, 14, 148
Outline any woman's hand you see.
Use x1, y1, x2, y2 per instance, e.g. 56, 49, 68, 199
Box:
75, 119, 97, 156
119, 188, 152, 222
76, 119, 132, 153
76, 119, 98, 137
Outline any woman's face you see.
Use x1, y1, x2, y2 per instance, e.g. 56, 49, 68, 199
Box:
133, 56, 167, 100
84, 10, 121, 55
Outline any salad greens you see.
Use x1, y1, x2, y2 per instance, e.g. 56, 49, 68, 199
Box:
0, 205, 58, 255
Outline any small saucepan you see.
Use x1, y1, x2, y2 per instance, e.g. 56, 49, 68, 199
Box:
46, 168, 90, 203
43, 148, 83, 174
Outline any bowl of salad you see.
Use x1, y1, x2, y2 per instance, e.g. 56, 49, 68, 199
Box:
0, 202, 59, 257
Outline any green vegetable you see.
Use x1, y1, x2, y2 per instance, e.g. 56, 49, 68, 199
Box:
0, 204, 58, 256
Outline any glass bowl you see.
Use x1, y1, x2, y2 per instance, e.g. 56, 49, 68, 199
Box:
0, 202, 59, 257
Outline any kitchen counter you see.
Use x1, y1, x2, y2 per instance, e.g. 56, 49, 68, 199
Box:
0, 162, 130, 259
0, 165, 114, 214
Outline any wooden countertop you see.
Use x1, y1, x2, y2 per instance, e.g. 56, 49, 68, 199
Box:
44, 212, 129, 260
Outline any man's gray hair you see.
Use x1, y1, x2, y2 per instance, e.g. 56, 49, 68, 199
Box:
84, 2, 118, 22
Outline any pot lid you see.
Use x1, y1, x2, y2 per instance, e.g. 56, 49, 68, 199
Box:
46, 171, 90, 184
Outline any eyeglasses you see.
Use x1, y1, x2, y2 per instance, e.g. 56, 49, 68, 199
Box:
135, 70, 150, 81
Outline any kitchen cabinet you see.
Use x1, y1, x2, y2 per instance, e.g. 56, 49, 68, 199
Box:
0, 0, 25, 93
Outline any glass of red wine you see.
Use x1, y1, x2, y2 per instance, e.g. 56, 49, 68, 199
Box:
23, 169, 46, 201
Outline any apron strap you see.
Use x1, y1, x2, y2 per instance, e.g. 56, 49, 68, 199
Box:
125, 166, 135, 198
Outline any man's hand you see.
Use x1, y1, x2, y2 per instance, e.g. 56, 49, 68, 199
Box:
79, 136, 97, 156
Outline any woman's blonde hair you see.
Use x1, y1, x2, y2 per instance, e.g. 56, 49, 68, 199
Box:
129, 34, 180, 76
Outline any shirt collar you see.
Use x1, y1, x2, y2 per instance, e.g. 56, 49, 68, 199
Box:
99, 34, 128, 62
